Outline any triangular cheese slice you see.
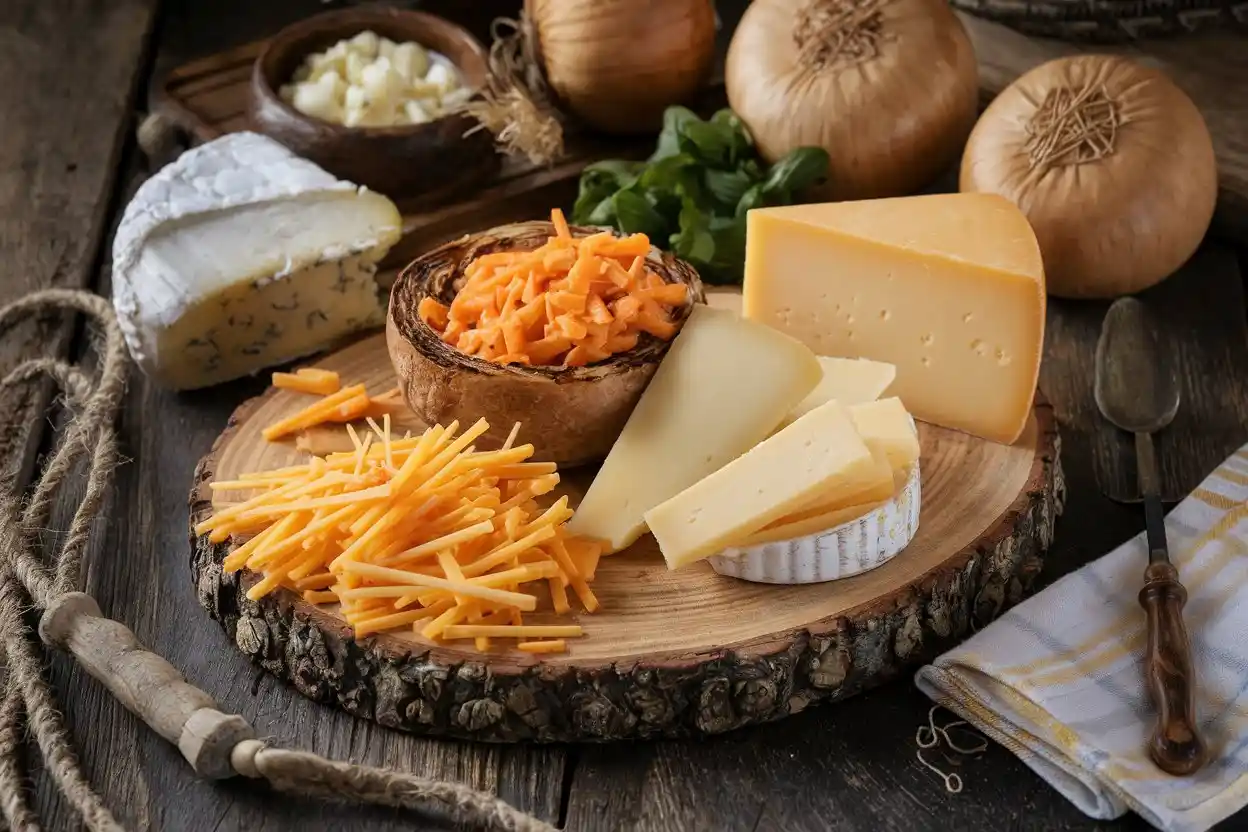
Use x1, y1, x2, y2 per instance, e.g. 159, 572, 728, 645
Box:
783, 356, 896, 425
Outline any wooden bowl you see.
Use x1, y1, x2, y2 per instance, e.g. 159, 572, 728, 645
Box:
387, 221, 706, 468
248, 7, 498, 202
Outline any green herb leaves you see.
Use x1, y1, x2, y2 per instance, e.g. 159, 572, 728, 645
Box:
762, 148, 830, 202
571, 106, 830, 284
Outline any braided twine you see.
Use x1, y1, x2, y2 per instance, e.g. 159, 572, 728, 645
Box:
0, 289, 555, 832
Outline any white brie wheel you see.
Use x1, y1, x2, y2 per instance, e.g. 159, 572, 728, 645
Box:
708, 461, 921, 585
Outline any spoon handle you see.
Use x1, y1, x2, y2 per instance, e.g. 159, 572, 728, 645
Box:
1135, 431, 1207, 776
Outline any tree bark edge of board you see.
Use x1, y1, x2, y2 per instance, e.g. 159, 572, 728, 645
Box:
186, 409, 1064, 743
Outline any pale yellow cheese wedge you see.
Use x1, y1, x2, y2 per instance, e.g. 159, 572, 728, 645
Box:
781, 446, 895, 522
644, 400, 877, 569
847, 397, 921, 471
738, 499, 887, 548
567, 304, 822, 553
779, 398, 917, 525
782, 356, 896, 425
742, 193, 1044, 444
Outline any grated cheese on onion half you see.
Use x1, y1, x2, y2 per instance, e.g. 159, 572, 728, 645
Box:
387, 221, 704, 468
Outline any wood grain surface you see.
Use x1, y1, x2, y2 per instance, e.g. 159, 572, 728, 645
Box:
187, 326, 1058, 741
14, 0, 1248, 829
0, 0, 158, 484
1042, 245, 1248, 504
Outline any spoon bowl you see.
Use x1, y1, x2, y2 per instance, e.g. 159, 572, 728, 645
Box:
1094, 297, 1181, 434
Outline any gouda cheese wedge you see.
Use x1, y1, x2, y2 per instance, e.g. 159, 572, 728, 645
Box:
743, 193, 1044, 444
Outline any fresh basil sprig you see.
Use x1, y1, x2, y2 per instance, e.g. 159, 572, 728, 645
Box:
572, 106, 830, 285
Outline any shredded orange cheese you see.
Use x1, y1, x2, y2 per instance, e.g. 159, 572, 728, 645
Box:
261, 384, 369, 441
203, 416, 604, 652
261, 379, 410, 449
417, 208, 688, 367
272, 367, 342, 396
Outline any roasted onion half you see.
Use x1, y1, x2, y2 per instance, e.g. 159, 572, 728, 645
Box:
387, 221, 705, 467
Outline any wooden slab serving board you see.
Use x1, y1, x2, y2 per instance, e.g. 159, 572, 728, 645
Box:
147, 11, 1248, 268
188, 292, 1064, 742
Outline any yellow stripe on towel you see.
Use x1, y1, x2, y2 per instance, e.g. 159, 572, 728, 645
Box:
999, 499, 1248, 680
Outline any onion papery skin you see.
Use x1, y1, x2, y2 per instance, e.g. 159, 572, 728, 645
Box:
387, 221, 704, 468
528, 0, 717, 135
725, 0, 979, 201
960, 56, 1217, 300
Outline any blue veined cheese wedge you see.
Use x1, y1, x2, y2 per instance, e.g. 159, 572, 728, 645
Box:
111, 131, 402, 390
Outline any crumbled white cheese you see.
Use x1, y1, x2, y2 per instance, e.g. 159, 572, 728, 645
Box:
279, 30, 467, 128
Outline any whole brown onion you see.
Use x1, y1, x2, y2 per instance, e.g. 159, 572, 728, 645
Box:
528, 0, 717, 134
960, 55, 1218, 299
726, 0, 979, 201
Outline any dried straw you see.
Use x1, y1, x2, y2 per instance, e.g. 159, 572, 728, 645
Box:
456, 15, 564, 166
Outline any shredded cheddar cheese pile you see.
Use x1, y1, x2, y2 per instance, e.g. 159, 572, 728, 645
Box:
265, 368, 407, 451
198, 415, 603, 653
417, 208, 688, 367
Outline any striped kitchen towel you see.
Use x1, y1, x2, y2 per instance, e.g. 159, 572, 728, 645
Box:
916, 445, 1248, 832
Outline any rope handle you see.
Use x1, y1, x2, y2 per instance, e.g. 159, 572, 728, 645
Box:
39, 592, 253, 780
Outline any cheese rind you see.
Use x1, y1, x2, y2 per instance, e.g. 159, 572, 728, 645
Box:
566, 305, 822, 553
743, 193, 1044, 444
112, 132, 403, 390
644, 400, 876, 570
708, 461, 921, 584
783, 356, 896, 425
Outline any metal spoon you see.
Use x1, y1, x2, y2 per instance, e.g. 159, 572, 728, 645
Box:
1094, 296, 1207, 776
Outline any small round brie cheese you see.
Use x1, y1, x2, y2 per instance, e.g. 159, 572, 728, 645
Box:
708, 462, 921, 585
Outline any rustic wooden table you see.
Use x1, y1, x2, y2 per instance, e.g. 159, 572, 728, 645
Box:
6, 0, 1248, 829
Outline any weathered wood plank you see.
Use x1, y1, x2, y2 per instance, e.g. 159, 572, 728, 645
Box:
566, 688, 1153, 831
1040, 244, 1248, 504
33, 0, 565, 828
0, 0, 158, 483
0, 0, 159, 824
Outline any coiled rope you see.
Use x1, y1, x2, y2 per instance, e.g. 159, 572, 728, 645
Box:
0, 289, 554, 832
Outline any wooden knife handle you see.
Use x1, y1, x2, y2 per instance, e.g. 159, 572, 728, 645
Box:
1138, 561, 1208, 776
